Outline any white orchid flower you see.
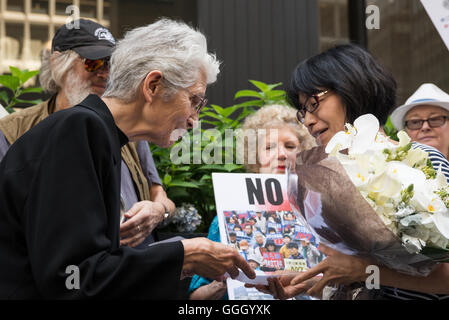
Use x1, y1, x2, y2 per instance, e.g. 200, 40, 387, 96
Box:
431, 209, 449, 239
325, 114, 379, 155
397, 130, 411, 148
326, 113, 449, 254
349, 114, 380, 154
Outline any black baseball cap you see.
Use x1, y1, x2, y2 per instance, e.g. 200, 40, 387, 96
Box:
52, 19, 115, 60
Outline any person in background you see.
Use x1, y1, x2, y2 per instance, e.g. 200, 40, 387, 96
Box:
248, 256, 262, 271
0, 19, 175, 249
300, 239, 321, 268
228, 232, 239, 249
390, 83, 449, 172
254, 211, 267, 234
188, 104, 316, 300
287, 242, 304, 260
253, 44, 449, 300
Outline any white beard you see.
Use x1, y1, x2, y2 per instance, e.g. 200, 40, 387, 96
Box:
64, 69, 92, 107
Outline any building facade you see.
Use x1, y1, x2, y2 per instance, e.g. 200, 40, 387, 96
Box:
0, 0, 110, 74
0, 0, 447, 108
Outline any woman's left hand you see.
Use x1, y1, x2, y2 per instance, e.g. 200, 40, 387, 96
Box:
120, 200, 166, 247
290, 244, 371, 297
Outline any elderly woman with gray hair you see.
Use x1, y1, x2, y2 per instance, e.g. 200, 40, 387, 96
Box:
0, 18, 255, 299
188, 104, 316, 300
0, 19, 176, 249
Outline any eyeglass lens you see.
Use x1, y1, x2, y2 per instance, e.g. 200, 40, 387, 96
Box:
405, 116, 447, 130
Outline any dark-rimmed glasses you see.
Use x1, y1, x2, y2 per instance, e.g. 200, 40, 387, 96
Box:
404, 115, 449, 130
296, 90, 329, 124
83, 58, 110, 73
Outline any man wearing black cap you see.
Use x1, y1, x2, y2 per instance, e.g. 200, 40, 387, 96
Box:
0, 19, 175, 249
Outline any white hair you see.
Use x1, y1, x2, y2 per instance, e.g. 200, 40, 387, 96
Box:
103, 18, 220, 102
39, 49, 79, 94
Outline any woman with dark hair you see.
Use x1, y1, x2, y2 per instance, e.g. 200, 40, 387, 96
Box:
254, 44, 449, 300
288, 43, 396, 146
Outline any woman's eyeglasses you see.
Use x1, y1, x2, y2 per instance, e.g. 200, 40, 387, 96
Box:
405, 115, 449, 130
296, 90, 329, 124
83, 58, 110, 73
183, 88, 208, 114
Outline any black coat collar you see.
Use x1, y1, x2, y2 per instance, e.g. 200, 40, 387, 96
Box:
77, 94, 129, 148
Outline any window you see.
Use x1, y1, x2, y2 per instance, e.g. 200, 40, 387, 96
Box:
30, 25, 49, 61
31, 0, 49, 14
366, 0, 449, 104
7, 0, 24, 12
318, 0, 350, 51
80, 0, 97, 18
55, 0, 74, 16
5, 24, 24, 60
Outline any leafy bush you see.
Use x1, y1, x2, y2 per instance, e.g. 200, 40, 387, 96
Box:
0, 66, 42, 113
384, 116, 399, 141
151, 80, 290, 232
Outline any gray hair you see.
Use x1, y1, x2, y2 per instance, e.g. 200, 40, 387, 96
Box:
39, 49, 79, 94
103, 18, 220, 102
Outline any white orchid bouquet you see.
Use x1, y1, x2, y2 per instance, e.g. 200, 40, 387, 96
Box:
288, 114, 449, 277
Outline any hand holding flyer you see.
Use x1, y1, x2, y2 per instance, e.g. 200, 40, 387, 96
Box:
212, 173, 324, 300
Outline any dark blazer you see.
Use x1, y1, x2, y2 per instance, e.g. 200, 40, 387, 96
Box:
0, 95, 184, 299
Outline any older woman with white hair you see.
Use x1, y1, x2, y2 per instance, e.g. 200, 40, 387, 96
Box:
188, 104, 316, 300
0, 19, 176, 249
0, 18, 255, 299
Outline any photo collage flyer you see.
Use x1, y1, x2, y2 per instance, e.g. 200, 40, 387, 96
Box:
212, 173, 324, 300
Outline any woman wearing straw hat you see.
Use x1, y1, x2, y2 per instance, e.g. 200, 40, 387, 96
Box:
391, 83, 449, 160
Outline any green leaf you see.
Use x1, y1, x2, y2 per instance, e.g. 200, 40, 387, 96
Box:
167, 187, 191, 199
172, 166, 191, 172
163, 174, 172, 185
167, 180, 200, 188
15, 98, 42, 105
9, 66, 22, 79
21, 87, 43, 94
249, 80, 269, 92
234, 100, 264, 108
267, 82, 283, 91
384, 116, 399, 141
210, 104, 224, 115
223, 164, 243, 172
0, 91, 9, 104
5, 106, 14, 114
234, 89, 263, 100
203, 111, 223, 120
19, 70, 40, 84
0, 75, 20, 92
265, 90, 286, 99
199, 119, 221, 126
196, 164, 235, 172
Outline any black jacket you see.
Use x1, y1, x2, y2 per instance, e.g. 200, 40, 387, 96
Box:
0, 95, 184, 299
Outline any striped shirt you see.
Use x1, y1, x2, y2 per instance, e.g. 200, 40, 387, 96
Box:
382, 142, 449, 300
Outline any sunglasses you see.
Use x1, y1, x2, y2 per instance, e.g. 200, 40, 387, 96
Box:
83, 58, 110, 73
404, 115, 449, 130
296, 90, 330, 124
